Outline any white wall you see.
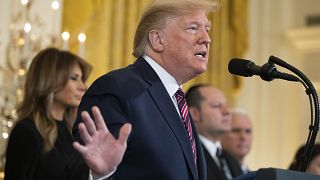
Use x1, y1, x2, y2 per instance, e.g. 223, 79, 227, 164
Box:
237, 0, 320, 170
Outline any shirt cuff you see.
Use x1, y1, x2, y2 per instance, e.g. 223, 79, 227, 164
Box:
88, 167, 117, 180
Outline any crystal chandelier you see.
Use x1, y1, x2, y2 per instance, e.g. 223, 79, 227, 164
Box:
0, 0, 64, 169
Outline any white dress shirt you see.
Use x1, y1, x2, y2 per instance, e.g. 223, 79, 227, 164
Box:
144, 55, 182, 114
199, 135, 233, 179
198, 135, 222, 167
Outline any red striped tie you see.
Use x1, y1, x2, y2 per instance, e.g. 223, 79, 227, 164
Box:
175, 88, 197, 166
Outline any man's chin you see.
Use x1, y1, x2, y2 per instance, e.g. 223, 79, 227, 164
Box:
195, 67, 207, 75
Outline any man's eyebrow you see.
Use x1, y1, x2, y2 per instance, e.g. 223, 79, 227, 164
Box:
187, 19, 211, 26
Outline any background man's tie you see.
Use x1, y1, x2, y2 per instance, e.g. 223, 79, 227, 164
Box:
216, 147, 233, 179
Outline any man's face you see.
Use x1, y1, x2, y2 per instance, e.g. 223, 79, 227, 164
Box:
159, 9, 211, 84
193, 87, 231, 141
221, 113, 252, 160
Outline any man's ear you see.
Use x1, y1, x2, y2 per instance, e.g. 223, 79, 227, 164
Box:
148, 30, 164, 52
189, 107, 200, 122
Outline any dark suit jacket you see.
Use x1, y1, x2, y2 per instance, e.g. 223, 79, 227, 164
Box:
202, 145, 243, 180
72, 57, 207, 180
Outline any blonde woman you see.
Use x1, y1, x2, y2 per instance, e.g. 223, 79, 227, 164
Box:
4, 48, 92, 180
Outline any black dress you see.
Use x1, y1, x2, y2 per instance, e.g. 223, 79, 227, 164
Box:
4, 118, 82, 180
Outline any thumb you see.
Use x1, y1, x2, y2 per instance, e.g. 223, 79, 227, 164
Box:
118, 123, 132, 147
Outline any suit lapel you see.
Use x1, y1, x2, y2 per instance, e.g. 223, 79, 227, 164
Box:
134, 58, 198, 180
191, 116, 206, 180
202, 145, 227, 180
223, 150, 243, 177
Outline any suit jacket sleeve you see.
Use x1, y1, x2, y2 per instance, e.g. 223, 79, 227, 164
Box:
73, 74, 131, 141
70, 72, 132, 179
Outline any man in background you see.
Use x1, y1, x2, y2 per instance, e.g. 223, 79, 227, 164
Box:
186, 84, 243, 180
221, 109, 253, 173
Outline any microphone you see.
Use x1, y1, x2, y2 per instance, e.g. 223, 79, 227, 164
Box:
228, 58, 299, 82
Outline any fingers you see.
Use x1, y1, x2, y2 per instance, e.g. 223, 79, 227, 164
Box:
78, 122, 92, 144
81, 110, 97, 136
79, 106, 130, 147
73, 141, 87, 154
118, 123, 132, 147
92, 106, 109, 133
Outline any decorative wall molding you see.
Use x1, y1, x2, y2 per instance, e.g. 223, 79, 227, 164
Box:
286, 26, 320, 52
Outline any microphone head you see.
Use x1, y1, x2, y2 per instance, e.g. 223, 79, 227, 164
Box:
228, 59, 255, 77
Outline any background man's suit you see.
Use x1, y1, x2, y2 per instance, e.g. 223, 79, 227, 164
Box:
73, 57, 207, 180
202, 145, 243, 180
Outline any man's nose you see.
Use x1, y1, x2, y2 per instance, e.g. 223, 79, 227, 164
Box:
198, 28, 211, 47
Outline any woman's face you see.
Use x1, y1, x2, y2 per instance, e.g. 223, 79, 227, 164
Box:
54, 63, 86, 109
307, 155, 320, 175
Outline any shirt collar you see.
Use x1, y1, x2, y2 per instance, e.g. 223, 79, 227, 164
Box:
199, 134, 222, 157
143, 55, 180, 97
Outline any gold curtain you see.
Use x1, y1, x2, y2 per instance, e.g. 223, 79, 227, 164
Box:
62, 0, 150, 84
62, 0, 248, 103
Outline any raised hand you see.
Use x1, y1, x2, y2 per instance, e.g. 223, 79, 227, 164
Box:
73, 106, 131, 179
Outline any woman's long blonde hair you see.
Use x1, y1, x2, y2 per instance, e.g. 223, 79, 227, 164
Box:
17, 48, 92, 152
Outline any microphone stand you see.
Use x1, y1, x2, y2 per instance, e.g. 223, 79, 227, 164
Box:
269, 55, 320, 172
